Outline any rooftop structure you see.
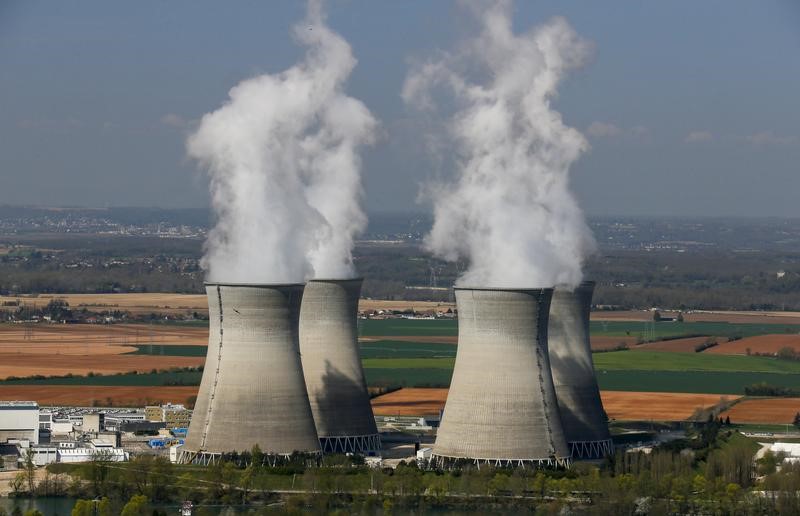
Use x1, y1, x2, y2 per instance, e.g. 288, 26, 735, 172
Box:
0, 400, 39, 445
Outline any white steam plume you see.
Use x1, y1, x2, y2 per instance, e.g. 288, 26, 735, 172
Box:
188, 0, 376, 283
403, 0, 595, 288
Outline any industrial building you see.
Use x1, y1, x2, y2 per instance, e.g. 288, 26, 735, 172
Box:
299, 278, 380, 454
548, 281, 613, 459
0, 401, 40, 445
23, 440, 128, 466
432, 288, 571, 468
145, 403, 191, 429
181, 283, 320, 464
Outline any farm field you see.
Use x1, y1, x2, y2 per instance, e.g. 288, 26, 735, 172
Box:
363, 368, 454, 388
0, 385, 198, 407
360, 340, 456, 359
591, 310, 800, 325
1, 316, 800, 407
591, 336, 638, 350
371, 387, 448, 416
0, 293, 455, 316
0, 294, 208, 315
0, 353, 203, 380
370, 387, 739, 422
0, 323, 207, 351
633, 336, 717, 353
706, 334, 800, 356
720, 398, 800, 424
593, 350, 800, 374
589, 320, 800, 340
600, 391, 738, 421
128, 344, 207, 357
596, 370, 800, 395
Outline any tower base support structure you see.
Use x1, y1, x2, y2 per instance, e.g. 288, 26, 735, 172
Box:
430, 453, 571, 470
569, 439, 614, 460
319, 433, 382, 455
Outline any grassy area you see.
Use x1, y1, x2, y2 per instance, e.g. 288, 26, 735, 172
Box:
359, 340, 456, 359
597, 370, 800, 394
362, 367, 453, 387
357, 318, 800, 340
361, 357, 455, 369
590, 320, 800, 339
594, 350, 800, 374
127, 344, 207, 357
358, 318, 457, 337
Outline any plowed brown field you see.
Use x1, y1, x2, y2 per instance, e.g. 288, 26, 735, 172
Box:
0, 385, 198, 407
0, 354, 204, 379
0, 323, 207, 353
370, 388, 738, 421
601, 391, 739, 421
591, 336, 638, 351
706, 334, 800, 356
371, 388, 448, 416
720, 398, 800, 424
0, 323, 208, 379
634, 337, 717, 353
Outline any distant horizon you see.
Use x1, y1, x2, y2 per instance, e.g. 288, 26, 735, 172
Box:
2, 203, 800, 221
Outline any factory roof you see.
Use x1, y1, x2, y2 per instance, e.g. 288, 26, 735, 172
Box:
0, 401, 39, 410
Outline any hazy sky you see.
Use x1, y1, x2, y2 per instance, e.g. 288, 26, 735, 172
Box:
1, 1, 799, 217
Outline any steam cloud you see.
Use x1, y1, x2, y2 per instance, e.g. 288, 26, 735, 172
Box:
403, 1, 595, 288
188, 0, 376, 283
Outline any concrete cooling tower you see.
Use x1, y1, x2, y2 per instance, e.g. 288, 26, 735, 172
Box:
548, 281, 612, 459
299, 278, 380, 454
432, 288, 571, 468
181, 283, 320, 465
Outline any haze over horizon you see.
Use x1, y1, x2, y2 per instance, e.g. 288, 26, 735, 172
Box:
1, 1, 799, 218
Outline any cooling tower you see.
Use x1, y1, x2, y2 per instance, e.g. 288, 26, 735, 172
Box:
548, 281, 612, 459
432, 288, 571, 468
181, 283, 320, 465
299, 278, 380, 454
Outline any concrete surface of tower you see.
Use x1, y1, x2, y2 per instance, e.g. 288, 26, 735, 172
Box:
548, 281, 613, 459
180, 283, 320, 465
432, 287, 571, 468
299, 278, 380, 454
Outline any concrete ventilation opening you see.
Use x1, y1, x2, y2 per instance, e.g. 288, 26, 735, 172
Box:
299, 278, 381, 455
548, 281, 613, 459
180, 283, 320, 465
432, 287, 571, 469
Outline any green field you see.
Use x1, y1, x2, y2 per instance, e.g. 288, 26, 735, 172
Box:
361, 357, 455, 369
359, 340, 456, 359
596, 370, 800, 395
359, 317, 800, 340
127, 344, 207, 357
590, 320, 800, 339
4, 318, 800, 395
593, 350, 800, 374
358, 318, 458, 337
363, 367, 453, 387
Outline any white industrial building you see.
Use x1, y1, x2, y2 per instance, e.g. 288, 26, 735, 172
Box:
0, 401, 40, 445
21, 440, 127, 466
770, 442, 800, 463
